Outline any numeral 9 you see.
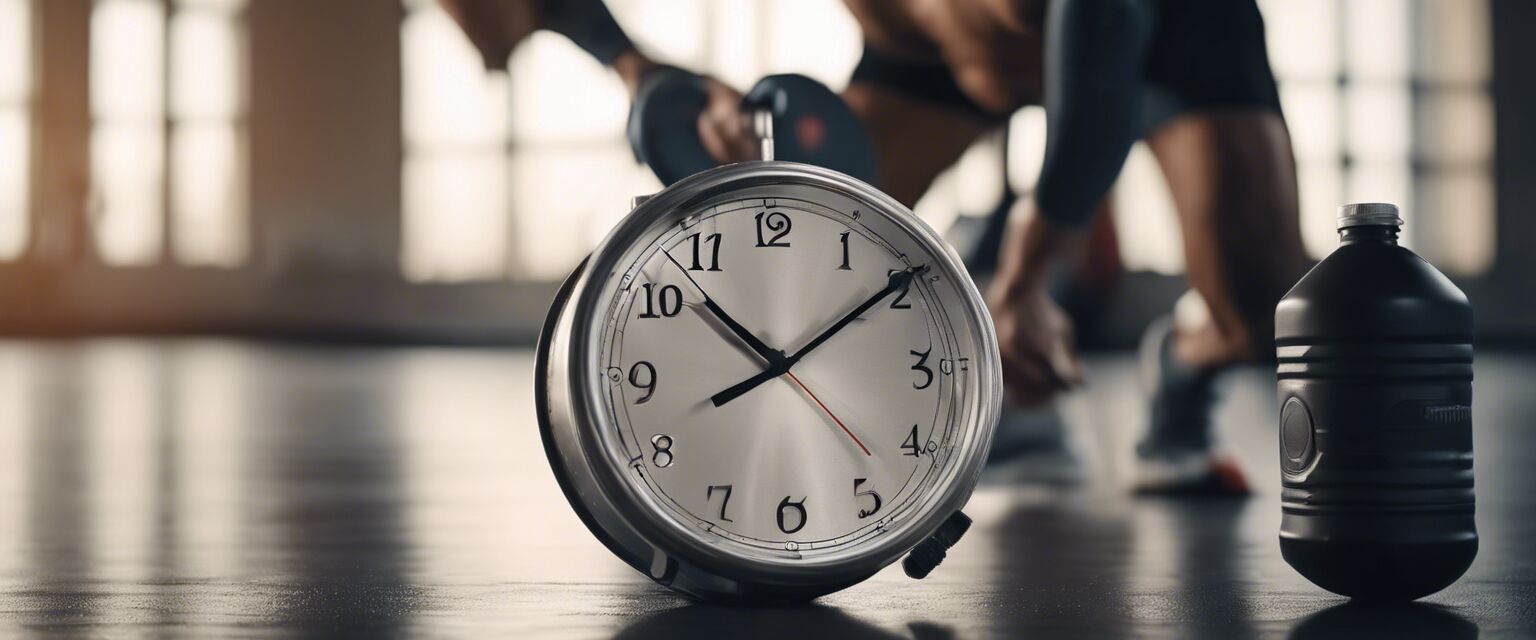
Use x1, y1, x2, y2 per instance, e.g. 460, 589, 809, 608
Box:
628, 361, 657, 404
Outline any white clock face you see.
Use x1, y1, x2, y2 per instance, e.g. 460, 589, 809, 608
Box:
588, 183, 989, 562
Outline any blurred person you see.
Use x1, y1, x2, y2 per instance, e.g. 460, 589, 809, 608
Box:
440, 0, 1307, 494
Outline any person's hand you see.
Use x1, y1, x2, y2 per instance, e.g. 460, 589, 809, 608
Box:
986, 285, 1084, 406
438, 0, 541, 71
697, 77, 761, 165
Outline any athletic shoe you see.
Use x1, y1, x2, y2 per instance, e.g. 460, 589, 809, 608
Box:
1131, 317, 1249, 496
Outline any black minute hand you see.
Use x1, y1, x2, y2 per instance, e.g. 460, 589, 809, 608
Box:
662, 249, 786, 367
710, 265, 928, 407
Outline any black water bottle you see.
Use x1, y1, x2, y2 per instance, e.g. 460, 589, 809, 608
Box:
1275, 202, 1476, 601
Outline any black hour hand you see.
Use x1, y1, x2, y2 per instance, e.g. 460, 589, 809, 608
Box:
710, 264, 927, 407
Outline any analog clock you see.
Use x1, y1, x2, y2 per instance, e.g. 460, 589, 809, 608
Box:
538, 161, 1001, 602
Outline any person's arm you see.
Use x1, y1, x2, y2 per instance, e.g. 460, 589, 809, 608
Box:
986, 201, 1092, 404
1031, 0, 1153, 229
989, 208, 1089, 302
994, 0, 1154, 300
986, 0, 1154, 403
438, 0, 655, 95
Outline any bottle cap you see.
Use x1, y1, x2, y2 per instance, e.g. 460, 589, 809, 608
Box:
1337, 202, 1403, 230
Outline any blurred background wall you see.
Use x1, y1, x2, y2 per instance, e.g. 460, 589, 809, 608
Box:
0, 0, 1531, 344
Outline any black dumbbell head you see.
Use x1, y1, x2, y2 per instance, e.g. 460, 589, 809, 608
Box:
626, 66, 715, 186
743, 74, 879, 187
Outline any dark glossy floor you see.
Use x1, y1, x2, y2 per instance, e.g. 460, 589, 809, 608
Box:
0, 339, 1532, 638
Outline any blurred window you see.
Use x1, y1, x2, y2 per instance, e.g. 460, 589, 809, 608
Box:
90, 0, 248, 267
0, 0, 32, 260
400, 0, 859, 282
401, 0, 513, 282
1260, 0, 1494, 275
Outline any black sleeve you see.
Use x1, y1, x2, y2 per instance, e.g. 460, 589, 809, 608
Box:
541, 0, 636, 66
1034, 0, 1155, 227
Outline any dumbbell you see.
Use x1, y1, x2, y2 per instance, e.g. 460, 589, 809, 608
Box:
626, 67, 878, 187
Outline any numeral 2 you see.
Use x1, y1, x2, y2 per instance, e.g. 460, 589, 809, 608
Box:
888, 269, 912, 309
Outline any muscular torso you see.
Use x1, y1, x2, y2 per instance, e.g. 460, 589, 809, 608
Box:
842, 0, 1047, 115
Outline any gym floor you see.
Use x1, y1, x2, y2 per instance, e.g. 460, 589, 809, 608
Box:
0, 339, 1531, 639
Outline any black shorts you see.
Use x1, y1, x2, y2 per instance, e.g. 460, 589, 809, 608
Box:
848, 0, 1283, 133
1139, 0, 1283, 130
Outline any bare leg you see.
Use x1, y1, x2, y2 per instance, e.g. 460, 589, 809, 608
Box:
1123, 110, 1304, 492
1147, 110, 1307, 368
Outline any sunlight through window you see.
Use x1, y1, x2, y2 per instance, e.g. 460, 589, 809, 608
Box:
401, 0, 513, 282
0, 0, 30, 260
91, 0, 166, 265
91, 0, 247, 267
1258, 0, 1494, 274
170, 0, 248, 266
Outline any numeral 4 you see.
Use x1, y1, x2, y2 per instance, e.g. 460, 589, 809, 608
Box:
901, 425, 922, 457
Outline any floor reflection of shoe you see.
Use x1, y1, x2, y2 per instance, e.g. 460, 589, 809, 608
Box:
984, 402, 1084, 486
1131, 450, 1250, 496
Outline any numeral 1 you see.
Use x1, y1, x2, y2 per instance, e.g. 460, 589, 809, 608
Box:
838, 231, 852, 270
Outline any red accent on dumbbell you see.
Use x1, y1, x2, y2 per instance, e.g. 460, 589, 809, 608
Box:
796, 116, 826, 153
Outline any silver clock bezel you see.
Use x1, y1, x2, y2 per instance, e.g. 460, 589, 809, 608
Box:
539, 161, 1002, 600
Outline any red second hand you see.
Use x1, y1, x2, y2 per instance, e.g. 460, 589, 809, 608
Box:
785, 371, 871, 457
